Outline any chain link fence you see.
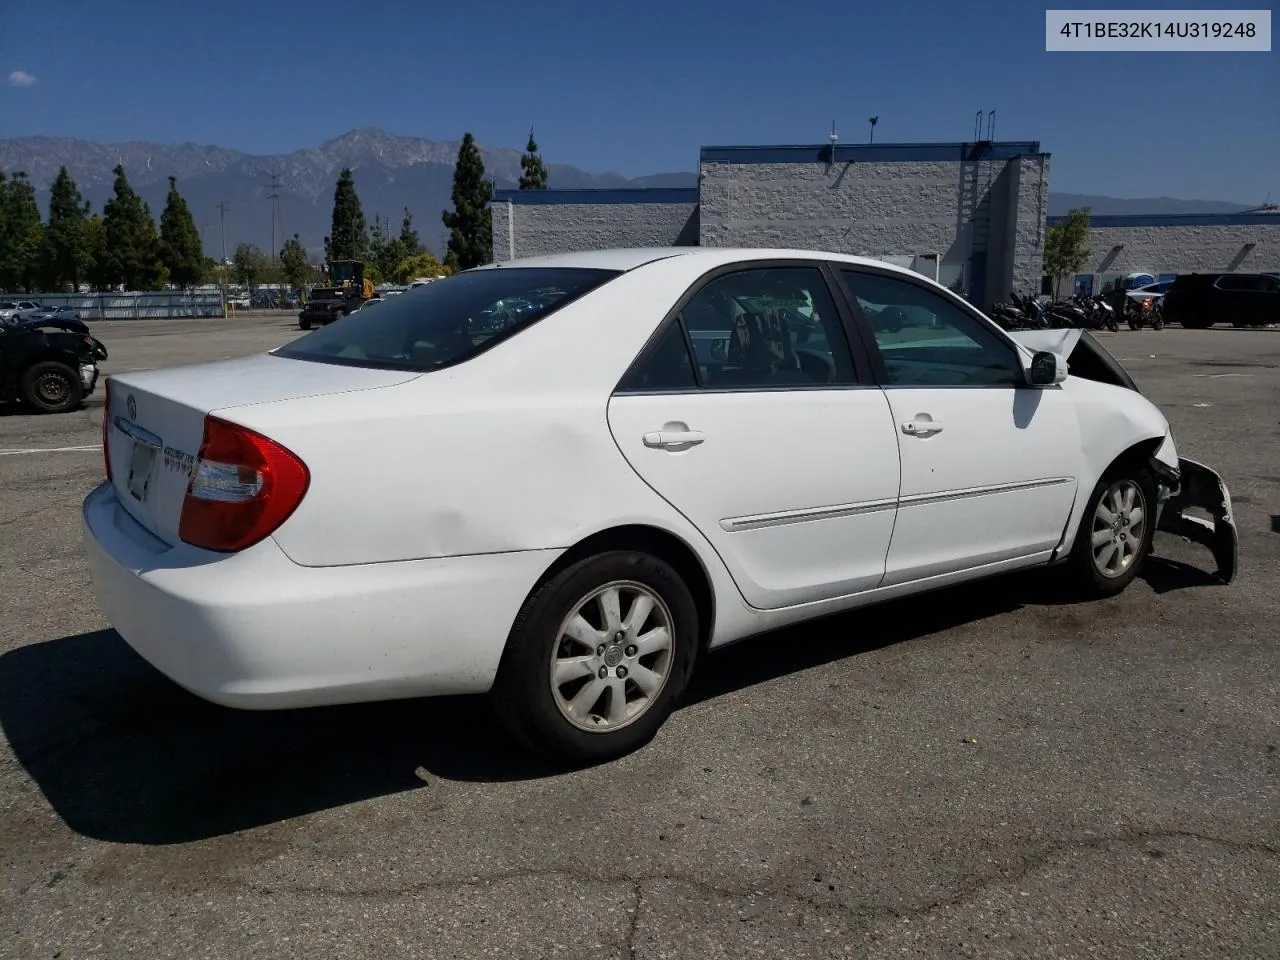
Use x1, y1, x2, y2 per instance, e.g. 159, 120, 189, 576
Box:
14, 291, 227, 320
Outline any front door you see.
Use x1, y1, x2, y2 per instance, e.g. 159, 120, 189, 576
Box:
834, 266, 1082, 586
607, 264, 903, 610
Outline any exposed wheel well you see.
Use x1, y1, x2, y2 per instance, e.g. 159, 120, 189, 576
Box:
1109, 435, 1164, 475
534, 525, 716, 651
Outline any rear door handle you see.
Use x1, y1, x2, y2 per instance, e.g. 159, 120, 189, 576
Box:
901, 418, 943, 436
643, 426, 705, 450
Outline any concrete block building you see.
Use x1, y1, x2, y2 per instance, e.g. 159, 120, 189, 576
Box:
492, 138, 1280, 309
1046, 211, 1280, 296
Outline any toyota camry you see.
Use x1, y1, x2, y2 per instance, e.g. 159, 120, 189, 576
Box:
83, 248, 1238, 762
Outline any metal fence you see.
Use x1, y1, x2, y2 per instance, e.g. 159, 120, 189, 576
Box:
16, 291, 227, 320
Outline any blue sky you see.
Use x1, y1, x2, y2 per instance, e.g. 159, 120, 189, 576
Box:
0, 0, 1276, 202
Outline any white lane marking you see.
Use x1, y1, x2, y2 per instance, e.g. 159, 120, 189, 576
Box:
0, 444, 101, 456
1192, 373, 1253, 378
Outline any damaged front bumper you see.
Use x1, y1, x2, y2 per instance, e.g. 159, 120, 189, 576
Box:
1151, 457, 1239, 584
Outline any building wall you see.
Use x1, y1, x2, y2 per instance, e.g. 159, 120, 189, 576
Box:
696, 142, 1048, 309
1075, 215, 1280, 275
1044, 212, 1280, 295
491, 189, 699, 262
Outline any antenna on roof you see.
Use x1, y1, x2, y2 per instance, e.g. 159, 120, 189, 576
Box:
826, 121, 839, 168
974, 110, 982, 141
987, 110, 996, 141
868, 116, 879, 144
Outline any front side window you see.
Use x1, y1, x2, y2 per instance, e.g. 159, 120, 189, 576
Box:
676, 267, 857, 389
275, 267, 619, 372
839, 270, 1020, 387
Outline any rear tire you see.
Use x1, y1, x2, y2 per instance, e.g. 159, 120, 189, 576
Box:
491, 550, 700, 764
299, 317, 311, 330
19, 361, 83, 414
1064, 464, 1157, 598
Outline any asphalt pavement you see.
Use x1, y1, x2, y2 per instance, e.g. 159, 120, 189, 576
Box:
0, 318, 1276, 959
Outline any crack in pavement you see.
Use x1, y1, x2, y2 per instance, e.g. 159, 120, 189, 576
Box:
209, 827, 1276, 934
626, 879, 642, 960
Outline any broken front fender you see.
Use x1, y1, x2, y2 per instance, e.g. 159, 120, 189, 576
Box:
1155, 458, 1239, 584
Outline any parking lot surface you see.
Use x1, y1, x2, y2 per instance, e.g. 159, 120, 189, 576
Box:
1, 318, 1276, 959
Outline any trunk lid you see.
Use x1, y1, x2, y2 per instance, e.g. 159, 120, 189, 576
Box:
105, 353, 419, 545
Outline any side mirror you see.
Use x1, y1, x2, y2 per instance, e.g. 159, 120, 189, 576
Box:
710, 337, 730, 363
1027, 350, 1068, 386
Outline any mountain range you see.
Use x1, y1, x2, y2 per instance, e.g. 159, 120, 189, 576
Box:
0, 128, 1257, 259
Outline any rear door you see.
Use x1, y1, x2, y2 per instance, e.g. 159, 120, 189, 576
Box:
606, 262, 902, 610
833, 266, 1082, 585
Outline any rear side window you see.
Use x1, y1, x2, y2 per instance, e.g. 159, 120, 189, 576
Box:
276, 267, 620, 372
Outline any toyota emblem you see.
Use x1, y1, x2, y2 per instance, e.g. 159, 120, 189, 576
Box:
126, 394, 137, 421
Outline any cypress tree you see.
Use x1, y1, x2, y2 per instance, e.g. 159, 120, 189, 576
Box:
518, 128, 549, 190
102, 165, 166, 289
398, 206, 423, 256
43, 166, 91, 291
327, 168, 368, 262
442, 133, 493, 270
0, 172, 44, 292
158, 176, 204, 289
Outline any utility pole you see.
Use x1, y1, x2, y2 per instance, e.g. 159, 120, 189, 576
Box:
216, 200, 230, 316
265, 164, 282, 260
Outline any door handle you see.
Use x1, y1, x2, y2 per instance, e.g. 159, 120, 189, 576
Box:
901, 418, 943, 436
643, 427, 705, 450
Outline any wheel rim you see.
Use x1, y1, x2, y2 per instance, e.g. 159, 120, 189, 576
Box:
1090, 479, 1148, 579
35, 372, 70, 404
549, 580, 675, 733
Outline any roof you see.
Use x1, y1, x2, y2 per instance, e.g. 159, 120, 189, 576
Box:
1048, 211, 1280, 228
480, 247, 934, 279
494, 188, 698, 206
700, 141, 1044, 165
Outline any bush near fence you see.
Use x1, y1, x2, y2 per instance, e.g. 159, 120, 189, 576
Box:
16, 291, 227, 320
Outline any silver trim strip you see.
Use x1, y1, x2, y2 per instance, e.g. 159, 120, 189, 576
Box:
720, 477, 1074, 532
898, 476, 1073, 508
721, 498, 897, 532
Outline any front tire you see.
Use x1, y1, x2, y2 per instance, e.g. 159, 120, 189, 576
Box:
491, 551, 700, 764
1065, 465, 1157, 598
20, 361, 83, 414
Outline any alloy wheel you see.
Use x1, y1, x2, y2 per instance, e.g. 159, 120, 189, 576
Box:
549, 580, 675, 733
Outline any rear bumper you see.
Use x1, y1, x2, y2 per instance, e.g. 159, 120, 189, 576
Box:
1154, 457, 1239, 584
82, 482, 559, 709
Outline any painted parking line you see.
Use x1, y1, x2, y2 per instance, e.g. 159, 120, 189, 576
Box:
0, 444, 101, 456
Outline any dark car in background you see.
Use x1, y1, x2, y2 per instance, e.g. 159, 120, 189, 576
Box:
0, 319, 101, 413
1163, 272, 1279, 329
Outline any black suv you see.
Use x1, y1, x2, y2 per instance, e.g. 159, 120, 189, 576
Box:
1162, 272, 1279, 329
0, 318, 101, 413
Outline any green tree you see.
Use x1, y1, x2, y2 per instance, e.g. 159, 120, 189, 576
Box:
518, 127, 549, 190
83, 215, 112, 291
367, 215, 400, 284
392, 251, 451, 284
326, 168, 368, 262
158, 176, 204, 288
102, 165, 166, 289
280, 233, 311, 290
0, 172, 44, 292
442, 132, 493, 270
43, 166, 91, 291
1043, 207, 1092, 299
232, 242, 269, 290
398, 206, 423, 256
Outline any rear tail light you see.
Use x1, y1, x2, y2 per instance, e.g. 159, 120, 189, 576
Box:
102, 378, 113, 482
178, 416, 310, 552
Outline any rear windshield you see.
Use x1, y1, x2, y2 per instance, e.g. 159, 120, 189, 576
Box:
275, 266, 620, 372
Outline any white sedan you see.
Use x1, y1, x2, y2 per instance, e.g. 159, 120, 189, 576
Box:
83, 248, 1238, 762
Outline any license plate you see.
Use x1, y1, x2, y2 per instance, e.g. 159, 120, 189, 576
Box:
127, 439, 158, 502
